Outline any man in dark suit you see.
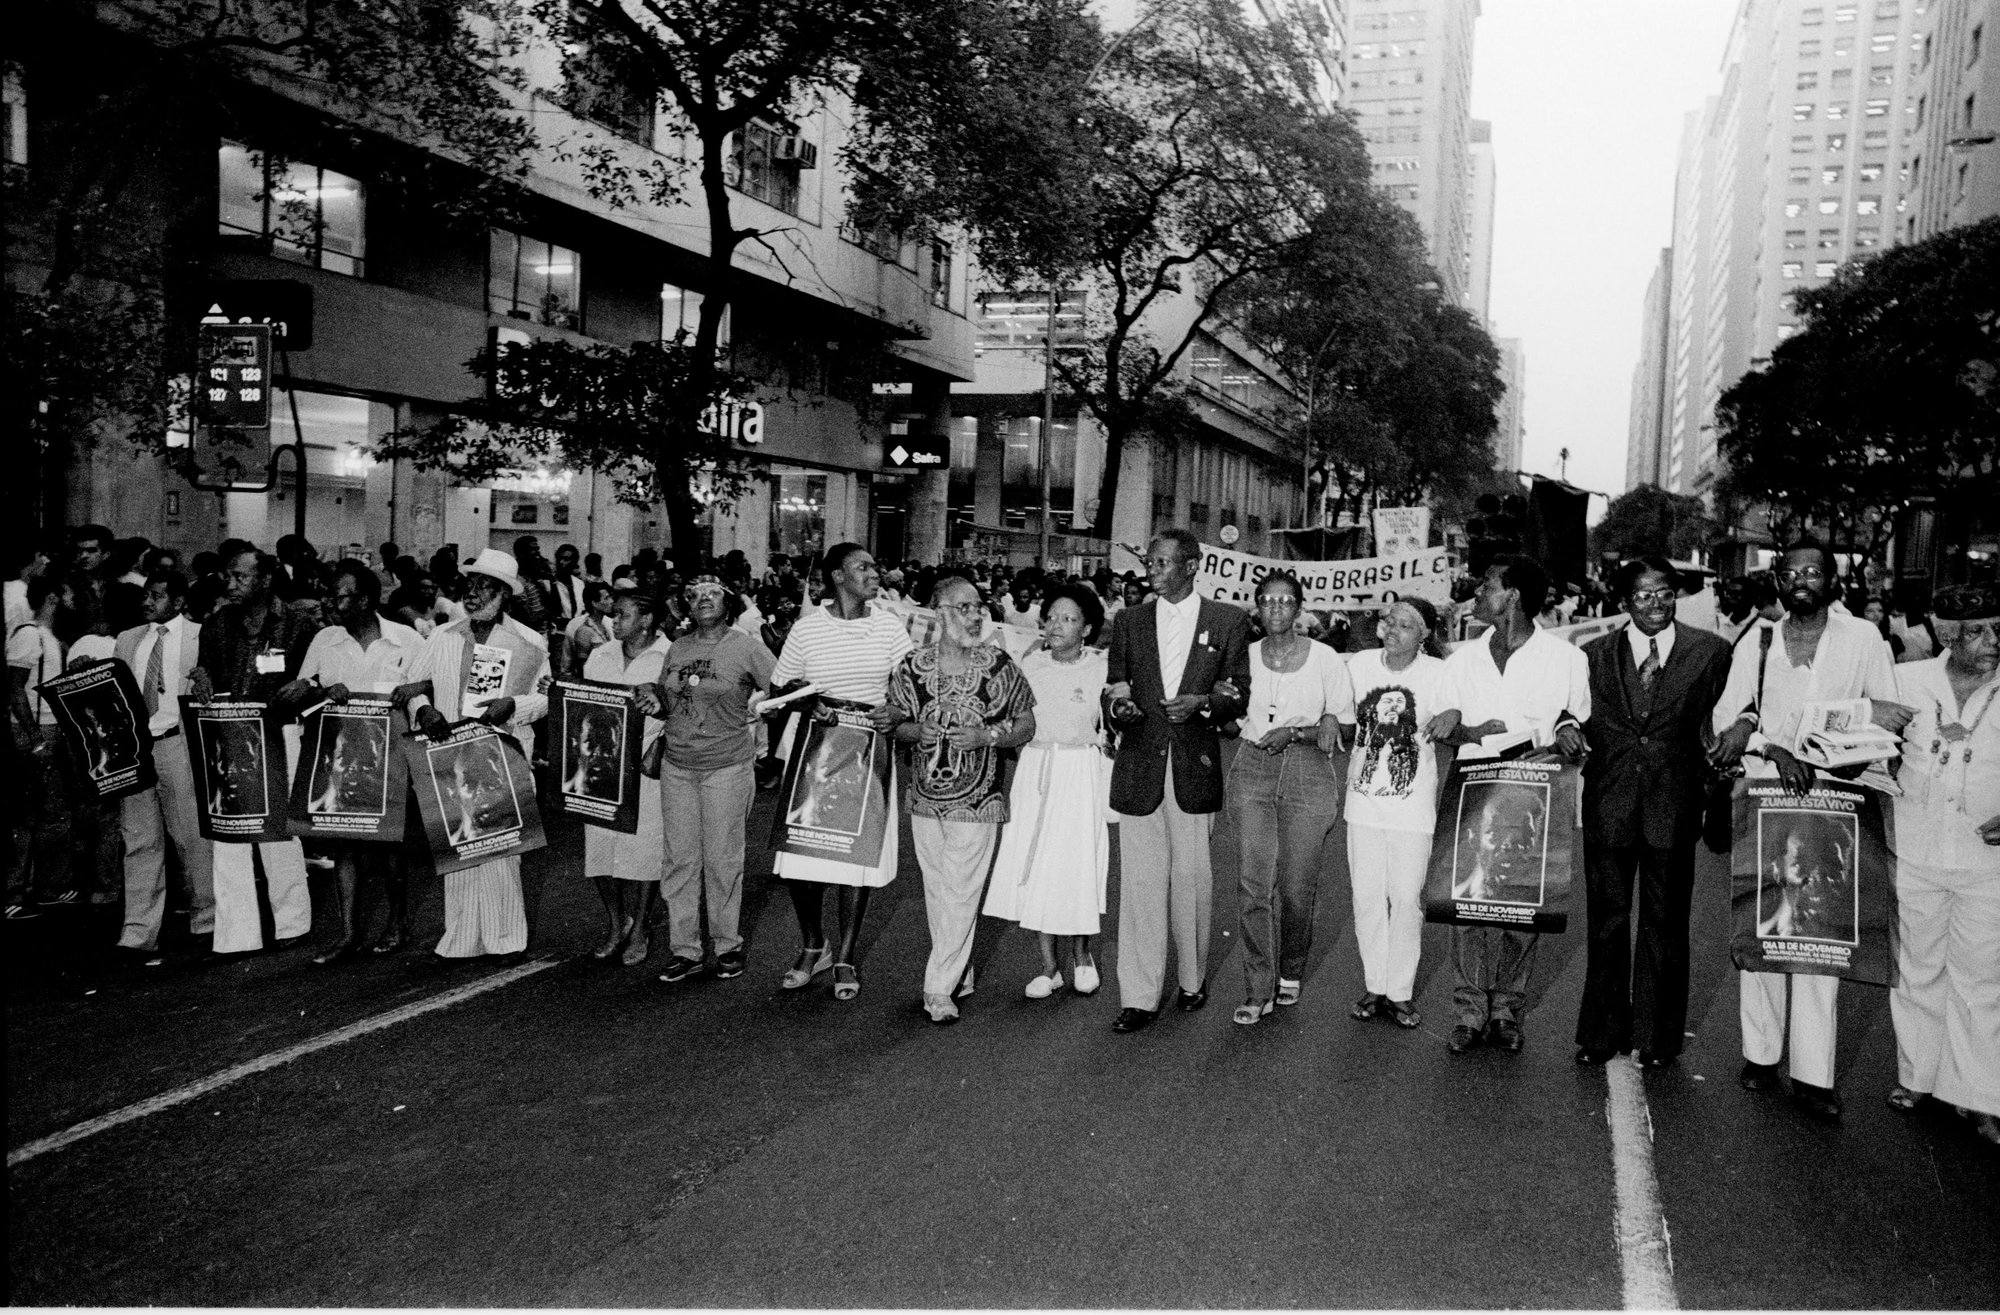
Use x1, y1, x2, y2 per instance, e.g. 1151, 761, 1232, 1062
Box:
1575, 555, 1731, 1067
1103, 529, 1252, 1033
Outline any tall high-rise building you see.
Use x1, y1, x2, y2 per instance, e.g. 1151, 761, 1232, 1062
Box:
1466, 119, 1496, 324
1908, 0, 2000, 238
1492, 336, 1524, 473
1343, 0, 1481, 306
1253, 0, 1353, 106
1626, 249, 1674, 491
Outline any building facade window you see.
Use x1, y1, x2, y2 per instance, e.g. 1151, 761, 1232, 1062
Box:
928, 240, 954, 310
1827, 102, 1850, 119
1798, 70, 1821, 89
1864, 127, 1890, 148
1816, 260, 1839, 276
1835, 34, 1856, 55
975, 289, 1085, 354
1818, 226, 1843, 248
1873, 31, 1898, 54
1831, 67, 1855, 91
1818, 198, 1843, 213
1835, 4, 1857, 22
1856, 194, 1881, 214
1786, 198, 1807, 217
2, 65, 24, 166
217, 142, 366, 276
559, 2, 655, 146
1795, 102, 1817, 120
488, 229, 581, 329
1828, 131, 1848, 149
1802, 6, 1825, 23
1821, 164, 1845, 184
1801, 37, 1823, 56
1854, 225, 1881, 247
1793, 133, 1816, 152
726, 120, 800, 215
1785, 228, 1808, 249
1783, 260, 1804, 278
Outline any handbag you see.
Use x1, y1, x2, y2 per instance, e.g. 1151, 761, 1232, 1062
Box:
639, 731, 666, 780
1702, 624, 1772, 853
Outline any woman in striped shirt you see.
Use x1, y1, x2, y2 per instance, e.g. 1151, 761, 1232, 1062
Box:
764, 544, 912, 1000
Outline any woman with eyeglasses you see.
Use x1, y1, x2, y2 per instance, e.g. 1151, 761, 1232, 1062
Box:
1222, 572, 1355, 1024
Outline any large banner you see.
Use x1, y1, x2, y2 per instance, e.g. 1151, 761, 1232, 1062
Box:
1729, 777, 1896, 985
39, 661, 154, 802
1372, 506, 1431, 558
1197, 542, 1452, 611
551, 679, 643, 834
403, 722, 547, 875
771, 696, 893, 868
181, 698, 292, 842
1423, 758, 1579, 933
286, 695, 409, 842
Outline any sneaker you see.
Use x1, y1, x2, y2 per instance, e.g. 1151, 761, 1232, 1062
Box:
713, 950, 746, 979
5, 903, 41, 921
37, 890, 80, 907
656, 955, 705, 984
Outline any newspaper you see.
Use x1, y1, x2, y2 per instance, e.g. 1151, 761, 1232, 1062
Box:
1796, 699, 1899, 769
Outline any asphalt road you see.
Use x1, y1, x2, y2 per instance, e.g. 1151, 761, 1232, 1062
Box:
8, 748, 1998, 1308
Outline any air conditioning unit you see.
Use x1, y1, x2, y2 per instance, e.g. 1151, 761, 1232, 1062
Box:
773, 136, 818, 169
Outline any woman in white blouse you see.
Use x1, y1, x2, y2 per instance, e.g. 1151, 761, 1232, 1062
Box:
1224, 573, 1355, 1025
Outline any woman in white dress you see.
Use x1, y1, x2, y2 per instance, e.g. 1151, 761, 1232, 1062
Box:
984, 584, 1111, 998
582, 591, 670, 965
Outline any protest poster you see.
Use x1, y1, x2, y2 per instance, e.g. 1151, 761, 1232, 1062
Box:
1729, 777, 1895, 985
1423, 758, 1578, 933
402, 721, 547, 875
1196, 542, 1451, 611
181, 698, 292, 842
1372, 505, 1431, 558
285, 695, 409, 842
39, 661, 154, 802
771, 695, 893, 867
551, 679, 643, 833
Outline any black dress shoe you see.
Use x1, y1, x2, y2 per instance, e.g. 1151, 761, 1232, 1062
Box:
1738, 1059, 1784, 1092
1487, 1018, 1524, 1052
1112, 1007, 1158, 1034
1575, 1045, 1617, 1066
1791, 1081, 1844, 1119
1176, 984, 1209, 1012
1447, 1024, 1482, 1054
1636, 1050, 1674, 1070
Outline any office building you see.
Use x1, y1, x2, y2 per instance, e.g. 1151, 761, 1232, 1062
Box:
1626, 249, 1674, 491
1492, 336, 1524, 473
1909, 0, 2000, 237
1465, 119, 1496, 324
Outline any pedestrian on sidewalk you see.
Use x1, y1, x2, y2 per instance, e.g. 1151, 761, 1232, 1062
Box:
1573, 557, 1730, 1069
1222, 572, 1353, 1026
982, 583, 1109, 1000
580, 590, 671, 967
7, 575, 80, 919
887, 575, 1036, 1025
650, 575, 774, 983
1428, 554, 1591, 1056
1884, 584, 2000, 1147
1344, 596, 1453, 1031
763, 544, 912, 1001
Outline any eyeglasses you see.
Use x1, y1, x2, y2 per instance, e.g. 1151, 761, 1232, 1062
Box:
1627, 588, 1675, 605
1777, 567, 1828, 583
1258, 596, 1301, 609
937, 602, 986, 617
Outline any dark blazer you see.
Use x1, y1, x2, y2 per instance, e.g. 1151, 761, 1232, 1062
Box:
1580, 620, 1731, 849
1104, 596, 1252, 816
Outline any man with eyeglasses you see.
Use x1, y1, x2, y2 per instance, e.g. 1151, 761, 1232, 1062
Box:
1710, 536, 1907, 1119
1574, 557, 1731, 1069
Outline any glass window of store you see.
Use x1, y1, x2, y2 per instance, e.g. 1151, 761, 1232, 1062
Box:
770, 472, 827, 562
490, 228, 582, 329
974, 290, 1085, 355
225, 388, 385, 554
999, 416, 1077, 530
217, 142, 366, 276
661, 280, 728, 348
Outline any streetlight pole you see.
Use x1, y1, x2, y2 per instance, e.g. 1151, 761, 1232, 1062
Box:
1298, 326, 1341, 556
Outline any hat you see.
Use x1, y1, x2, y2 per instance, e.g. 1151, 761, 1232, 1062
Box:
610, 568, 639, 591
463, 549, 524, 595
1931, 584, 1999, 622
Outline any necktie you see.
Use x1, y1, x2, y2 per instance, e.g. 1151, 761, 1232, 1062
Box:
145, 624, 168, 717
1639, 636, 1660, 691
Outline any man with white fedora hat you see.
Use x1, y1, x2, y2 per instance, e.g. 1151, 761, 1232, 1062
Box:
403, 548, 552, 958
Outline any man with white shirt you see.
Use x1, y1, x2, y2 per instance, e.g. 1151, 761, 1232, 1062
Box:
1709, 538, 1906, 1119
1427, 554, 1591, 1055
292, 561, 423, 962
114, 569, 212, 958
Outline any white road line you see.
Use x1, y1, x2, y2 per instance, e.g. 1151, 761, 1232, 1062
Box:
1605, 1054, 1679, 1310
7, 955, 562, 1170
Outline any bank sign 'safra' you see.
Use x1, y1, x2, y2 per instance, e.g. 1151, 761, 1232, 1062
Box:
1197, 542, 1452, 611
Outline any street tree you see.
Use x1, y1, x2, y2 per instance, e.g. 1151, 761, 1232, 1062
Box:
1590, 483, 1710, 562
1716, 214, 2000, 551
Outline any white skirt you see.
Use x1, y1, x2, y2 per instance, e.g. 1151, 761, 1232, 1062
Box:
773, 763, 901, 889
983, 743, 1109, 935
583, 777, 665, 882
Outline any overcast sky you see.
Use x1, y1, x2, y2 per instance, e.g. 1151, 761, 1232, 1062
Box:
1469, 0, 1742, 508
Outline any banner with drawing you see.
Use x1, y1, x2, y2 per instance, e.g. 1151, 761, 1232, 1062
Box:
1371, 506, 1431, 558
551, 679, 643, 833
1197, 543, 1452, 611
1729, 777, 1895, 985
1423, 758, 1579, 933
181, 698, 292, 842
286, 695, 410, 842
403, 721, 547, 875
770, 696, 893, 867
39, 661, 155, 802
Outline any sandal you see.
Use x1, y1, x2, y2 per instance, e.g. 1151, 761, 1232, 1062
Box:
1233, 1000, 1274, 1026
620, 936, 652, 968
832, 962, 861, 1002
780, 946, 833, 990
1886, 1084, 1925, 1112
371, 928, 409, 955
1384, 999, 1423, 1029
1276, 978, 1302, 1007
1350, 992, 1385, 1020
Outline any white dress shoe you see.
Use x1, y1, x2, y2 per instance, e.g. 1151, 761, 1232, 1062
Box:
1024, 972, 1064, 999
1072, 961, 1100, 995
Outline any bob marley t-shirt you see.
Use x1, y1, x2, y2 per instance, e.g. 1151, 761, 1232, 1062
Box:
1344, 648, 1449, 834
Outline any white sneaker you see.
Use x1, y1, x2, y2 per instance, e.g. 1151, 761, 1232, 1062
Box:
1025, 973, 1063, 999
1072, 961, 1100, 995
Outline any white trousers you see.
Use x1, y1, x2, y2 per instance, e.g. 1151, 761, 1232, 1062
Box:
910, 816, 999, 998
211, 839, 311, 953
436, 855, 529, 957
1891, 858, 2000, 1117
1740, 969, 1839, 1088
1347, 823, 1433, 1001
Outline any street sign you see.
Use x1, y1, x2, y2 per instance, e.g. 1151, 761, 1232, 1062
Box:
883, 431, 949, 470
200, 279, 314, 350
195, 323, 272, 429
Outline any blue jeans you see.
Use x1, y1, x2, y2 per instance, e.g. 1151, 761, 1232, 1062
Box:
1228, 744, 1341, 1002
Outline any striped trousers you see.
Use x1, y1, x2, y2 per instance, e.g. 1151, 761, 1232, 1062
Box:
436, 856, 529, 957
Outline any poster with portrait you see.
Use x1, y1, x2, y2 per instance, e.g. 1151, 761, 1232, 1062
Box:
551, 679, 642, 833
1423, 758, 1578, 933
402, 721, 547, 875
1729, 778, 1895, 985
181, 698, 292, 842
771, 696, 892, 867
285, 696, 409, 842
39, 661, 154, 802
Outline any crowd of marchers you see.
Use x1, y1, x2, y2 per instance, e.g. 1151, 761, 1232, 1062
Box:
7, 523, 1996, 1152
